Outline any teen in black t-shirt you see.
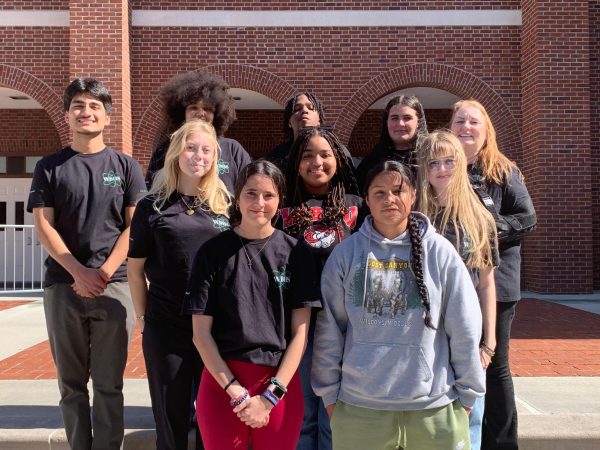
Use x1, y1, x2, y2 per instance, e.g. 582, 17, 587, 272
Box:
356, 94, 428, 190
145, 71, 251, 193
185, 160, 321, 450
128, 121, 231, 450
278, 126, 365, 450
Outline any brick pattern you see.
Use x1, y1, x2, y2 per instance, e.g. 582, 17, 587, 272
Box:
0, 1, 67, 8
132, 1, 521, 10
226, 110, 285, 158
591, 0, 600, 289
131, 27, 522, 162
510, 299, 600, 376
69, 0, 132, 154
520, 0, 593, 293
0, 109, 61, 156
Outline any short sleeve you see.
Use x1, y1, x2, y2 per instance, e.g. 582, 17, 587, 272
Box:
124, 158, 148, 206
127, 199, 154, 258
184, 241, 217, 315
27, 160, 53, 212
288, 241, 322, 310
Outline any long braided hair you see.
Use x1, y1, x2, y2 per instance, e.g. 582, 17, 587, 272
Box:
284, 127, 359, 237
364, 160, 435, 329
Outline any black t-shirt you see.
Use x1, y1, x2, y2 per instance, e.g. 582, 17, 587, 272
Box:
145, 137, 252, 194
27, 146, 147, 286
279, 194, 365, 271
184, 229, 322, 366
432, 212, 500, 287
128, 195, 230, 329
356, 144, 417, 191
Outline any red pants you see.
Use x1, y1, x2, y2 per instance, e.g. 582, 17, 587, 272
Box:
197, 360, 304, 450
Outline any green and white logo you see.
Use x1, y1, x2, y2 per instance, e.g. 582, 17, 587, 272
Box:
212, 216, 230, 232
217, 159, 230, 175
103, 170, 122, 188
273, 267, 291, 290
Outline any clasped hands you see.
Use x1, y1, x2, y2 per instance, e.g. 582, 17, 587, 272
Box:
232, 392, 273, 428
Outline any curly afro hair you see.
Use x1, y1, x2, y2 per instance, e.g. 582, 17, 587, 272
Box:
160, 71, 236, 136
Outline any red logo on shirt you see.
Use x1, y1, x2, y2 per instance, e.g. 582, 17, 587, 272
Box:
281, 206, 358, 229
303, 225, 337, 249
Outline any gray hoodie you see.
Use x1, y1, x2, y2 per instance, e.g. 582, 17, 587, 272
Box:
311, 212, 485, 411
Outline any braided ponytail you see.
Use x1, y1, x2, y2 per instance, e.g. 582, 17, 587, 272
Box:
408, 213, 436, 329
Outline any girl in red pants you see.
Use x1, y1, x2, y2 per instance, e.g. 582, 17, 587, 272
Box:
185, 160, 322, 450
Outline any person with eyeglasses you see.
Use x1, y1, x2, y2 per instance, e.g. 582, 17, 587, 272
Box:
417, 130, 500, 450
450, 100, 537, 450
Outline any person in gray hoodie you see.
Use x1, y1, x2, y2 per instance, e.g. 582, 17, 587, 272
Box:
312, 161, 485, 450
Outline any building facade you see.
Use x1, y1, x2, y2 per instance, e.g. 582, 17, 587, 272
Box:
0, 1, 598, 293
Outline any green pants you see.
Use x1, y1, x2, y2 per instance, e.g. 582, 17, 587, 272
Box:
330, 400, 470, 450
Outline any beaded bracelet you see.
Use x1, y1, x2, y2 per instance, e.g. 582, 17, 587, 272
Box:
480, 343, 496, 357
261, 389, 279, 407
229, 389, 249, 408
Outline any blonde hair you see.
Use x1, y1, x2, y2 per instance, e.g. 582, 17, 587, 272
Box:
450, 99, 519, 184
149, 121, 230, 216
417, 130, 497, 269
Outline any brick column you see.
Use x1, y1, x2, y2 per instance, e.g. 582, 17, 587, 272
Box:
521, 0, 593, 293
69, 0, 132, 154
591, 1, 600, 290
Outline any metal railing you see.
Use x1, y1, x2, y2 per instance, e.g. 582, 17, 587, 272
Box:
0, 225, 46, 293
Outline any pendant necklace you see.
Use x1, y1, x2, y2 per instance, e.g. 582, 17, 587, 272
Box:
237, 231, 273, 268
179, 193, 203, 215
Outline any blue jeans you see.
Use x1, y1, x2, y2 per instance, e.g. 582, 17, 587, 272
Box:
469, 396, 485, 450
297, 324, 332, 450
482, 301, 518, 449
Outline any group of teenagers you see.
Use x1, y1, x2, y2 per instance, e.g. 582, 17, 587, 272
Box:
28, 73, 536, 450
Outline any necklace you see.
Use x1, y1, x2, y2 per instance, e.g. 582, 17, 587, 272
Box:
237, 232, 273, 268
179, 193, 203, 215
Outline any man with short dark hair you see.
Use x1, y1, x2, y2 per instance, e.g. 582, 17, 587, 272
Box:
28, 77, 146, 449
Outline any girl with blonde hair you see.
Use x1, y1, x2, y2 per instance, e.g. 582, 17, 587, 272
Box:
418, 130, 499, 449
450, 99, 536, 449
128, 120, 231, 449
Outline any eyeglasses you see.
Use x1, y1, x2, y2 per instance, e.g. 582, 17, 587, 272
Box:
427, 158, 456, 170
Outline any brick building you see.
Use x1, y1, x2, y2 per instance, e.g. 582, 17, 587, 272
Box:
0, 1, 598, 293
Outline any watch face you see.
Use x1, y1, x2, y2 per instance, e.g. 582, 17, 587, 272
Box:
271, 385, 286, 399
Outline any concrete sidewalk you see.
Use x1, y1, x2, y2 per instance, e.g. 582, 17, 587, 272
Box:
0, 294, 599, 449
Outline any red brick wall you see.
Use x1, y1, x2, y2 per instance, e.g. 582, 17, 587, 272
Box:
0, 1, 67, 7
131, 26, 522, 163
0, 109, 61, 155
226, 110, 284, 158
69, 0, 132, 154
591, 0, 600, 289
521, 0, 593, 293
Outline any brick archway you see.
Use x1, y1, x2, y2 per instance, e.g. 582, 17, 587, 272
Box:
335, 63, 522, 161
133, 64, 296, 164
0, 64, 69, 146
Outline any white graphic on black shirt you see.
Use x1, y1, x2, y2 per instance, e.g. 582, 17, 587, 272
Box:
303, 225, 336, 249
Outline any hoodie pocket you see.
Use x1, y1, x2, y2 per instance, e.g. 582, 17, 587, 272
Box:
342, 342, 433, 400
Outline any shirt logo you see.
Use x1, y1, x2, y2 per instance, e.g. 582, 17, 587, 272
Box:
304, 225, 336, 249
273, 267, 291, 290
103, 170, 122, 188
217, 159, 230, 174
212, 216, 230, 231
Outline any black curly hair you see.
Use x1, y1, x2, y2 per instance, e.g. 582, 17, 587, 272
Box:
160, 71, 236, 136
284, 127, 359, 237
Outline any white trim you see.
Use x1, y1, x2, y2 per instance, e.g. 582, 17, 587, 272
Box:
0, 10, 69, 27
0, 9, 522, 28
133, 9, 522, 27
